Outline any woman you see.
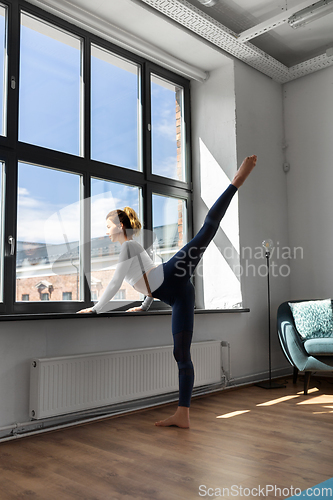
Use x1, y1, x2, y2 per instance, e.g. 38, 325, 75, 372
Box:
78, 155, 257, 428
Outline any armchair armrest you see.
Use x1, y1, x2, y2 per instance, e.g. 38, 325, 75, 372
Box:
277, 301, 310, 371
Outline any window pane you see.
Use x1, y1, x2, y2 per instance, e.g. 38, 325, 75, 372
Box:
0, 5, 7, 137
91, 45, 140, 170
0, 162, 4, 302
16, 163, 81, 302
91, 178, 142, 305
152, 194, 187, 264
19, 13, 82, 155
151, 75, 185, 181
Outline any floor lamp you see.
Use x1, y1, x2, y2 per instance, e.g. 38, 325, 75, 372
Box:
256, 239, 285, 389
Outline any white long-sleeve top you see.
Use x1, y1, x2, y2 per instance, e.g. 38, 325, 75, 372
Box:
92, 240, 156, 314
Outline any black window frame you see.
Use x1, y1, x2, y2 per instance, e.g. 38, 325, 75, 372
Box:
0, 0, 192, 316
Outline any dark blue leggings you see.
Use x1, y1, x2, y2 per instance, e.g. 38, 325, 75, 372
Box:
149, 184, 238, 407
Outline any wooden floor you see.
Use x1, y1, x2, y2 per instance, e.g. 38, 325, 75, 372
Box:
0, 376, 333, 499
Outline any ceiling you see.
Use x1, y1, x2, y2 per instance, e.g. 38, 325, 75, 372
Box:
28, 0, 333, 83
186, 0, 333, 67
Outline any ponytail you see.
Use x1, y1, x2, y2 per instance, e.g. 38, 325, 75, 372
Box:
123, 207, 142, 236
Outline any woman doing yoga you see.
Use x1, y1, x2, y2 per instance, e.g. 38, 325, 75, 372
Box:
78, 155, 257, 428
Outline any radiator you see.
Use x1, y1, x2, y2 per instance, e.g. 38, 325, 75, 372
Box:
29, 341, 222, 419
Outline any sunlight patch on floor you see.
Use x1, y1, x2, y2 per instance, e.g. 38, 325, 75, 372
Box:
297, 387, 319, 395
297, 395, 333, 405
256, 395, 300, 406
216, 410, 250, 419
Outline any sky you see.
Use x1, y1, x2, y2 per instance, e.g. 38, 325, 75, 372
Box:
16, 13, 185, 248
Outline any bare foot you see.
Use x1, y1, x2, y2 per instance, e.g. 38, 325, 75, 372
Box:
155, 406, 190, 428
232, 155, 257, 189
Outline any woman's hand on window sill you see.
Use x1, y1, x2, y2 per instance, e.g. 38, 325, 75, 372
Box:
76, 307, 95, 314
126, 306, 143, 312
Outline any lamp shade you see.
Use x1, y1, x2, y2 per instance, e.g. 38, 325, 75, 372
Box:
262, 239, 274, 252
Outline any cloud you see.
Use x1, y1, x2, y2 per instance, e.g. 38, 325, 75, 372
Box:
17, 188, 43, 209
153, 155, 177, 178
91, 194, 122, 239
154, 120, 177, 140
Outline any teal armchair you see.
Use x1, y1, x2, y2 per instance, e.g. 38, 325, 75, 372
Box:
277, 300, 333, 394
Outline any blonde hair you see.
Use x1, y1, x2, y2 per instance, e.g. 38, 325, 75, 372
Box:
106, 207, 142, 237
123, 207, 141, 236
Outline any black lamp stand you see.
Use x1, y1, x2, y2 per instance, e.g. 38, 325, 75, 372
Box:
256, 250, 285, 389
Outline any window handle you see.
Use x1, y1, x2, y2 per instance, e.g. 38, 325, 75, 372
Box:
8, 235, 15, 256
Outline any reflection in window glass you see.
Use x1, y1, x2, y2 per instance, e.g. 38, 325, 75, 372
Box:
16, 163, 81, 302
19, 12, 82, 155
91, 178, 142, 304
91, 45, 140, 170
0, 5, 7, 137
151, 75, 185, 181
152, 194, 187, 264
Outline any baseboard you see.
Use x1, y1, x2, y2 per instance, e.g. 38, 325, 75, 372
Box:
227, 367, 293, 388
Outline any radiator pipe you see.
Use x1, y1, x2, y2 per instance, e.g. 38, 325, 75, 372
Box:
0, 383, 225, 443
221, 341, 231, 382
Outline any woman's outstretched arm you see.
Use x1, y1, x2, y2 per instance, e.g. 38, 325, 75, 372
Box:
127, 295, 153, 312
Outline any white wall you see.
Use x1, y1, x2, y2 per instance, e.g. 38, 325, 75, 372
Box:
233, 61, 291, 317
284, 65, 333, 300
0, 59, 292, 429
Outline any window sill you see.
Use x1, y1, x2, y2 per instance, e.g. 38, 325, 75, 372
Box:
0, 308, 250, 321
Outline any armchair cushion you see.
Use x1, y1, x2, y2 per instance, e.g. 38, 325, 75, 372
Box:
288, 299, 333, 340
304, 338, 333, 356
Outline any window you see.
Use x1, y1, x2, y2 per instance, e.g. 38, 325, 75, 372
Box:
151, 75, 185, 181
152, 194, 187, 264
0, 1, 191, 315
91, 178, 143, 304
0, 162, 3, 302
91, 45, 141, 170
16, 163, 81, 303
19, 12, 82, 155
114, 289, 126, 300
0, 4, 8, 137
